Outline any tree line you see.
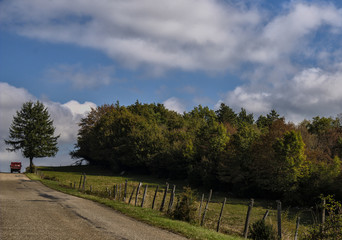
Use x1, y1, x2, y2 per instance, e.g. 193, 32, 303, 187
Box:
71, 101, 342, 205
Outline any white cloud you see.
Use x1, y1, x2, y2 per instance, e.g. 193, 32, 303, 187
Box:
0, 82, 36, 139
63, 100, 96, 116
163, 97, 186, 114
219, 65, 342, 123
0, 0, 260, 72
224, 87, 271, 113
246, 3, 342, 65
43, 100, 95, 143
46, 64, 115, 89
2, 1, 342, 123
0, 82, 96, 172
1, 0, 341, 76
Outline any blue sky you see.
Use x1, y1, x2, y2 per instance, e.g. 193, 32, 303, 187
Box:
0, 28, 240, 109
2, 0, 342, 171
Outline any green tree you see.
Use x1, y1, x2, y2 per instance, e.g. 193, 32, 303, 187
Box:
251, 119, 295, 197
307, 116, 334, 135
70, 104, 115, 165
218, 122, 259, 195
272, 130, 308, 201
256, 109, 281, 129
238, 108, 254, 125
5, 101, 59, 172
215, 103, 237, 126
185, 106, 230, 187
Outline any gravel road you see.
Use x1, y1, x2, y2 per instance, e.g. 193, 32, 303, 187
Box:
0, 173, 188, 240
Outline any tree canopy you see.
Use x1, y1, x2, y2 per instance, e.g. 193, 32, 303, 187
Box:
71, 102, 342, 205
5, 101, 59, 172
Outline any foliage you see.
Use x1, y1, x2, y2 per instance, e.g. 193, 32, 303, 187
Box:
302, 195, 342, 240
216, 103, 238, 126
5, 101, 59, 172
71, 101, 342, 204
256, 109, 281, 129
172, 187, 198, 223
218, 122, 259, 196
272, 130, 307, 193
249, 220, 277, 240
237, 108, 254, 125
25, 164, 36, 173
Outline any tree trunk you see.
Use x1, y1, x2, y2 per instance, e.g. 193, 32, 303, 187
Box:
30, 157, 34, 173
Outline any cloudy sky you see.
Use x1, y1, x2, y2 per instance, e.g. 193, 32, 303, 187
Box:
2, 0, 342, 171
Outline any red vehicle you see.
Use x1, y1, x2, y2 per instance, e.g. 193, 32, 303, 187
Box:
10, 162, 22, 173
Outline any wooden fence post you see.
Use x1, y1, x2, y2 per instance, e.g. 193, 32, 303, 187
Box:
135, 182, 142, 206
198, 193, 204, 220
277, 200, 282, 240
320, 198, 326, 234
82, 173, 86, 191
78, 175, 83, 189
73, 182, 76, 189
217, 197, 226, 232
262, 210, 269, 221
90, 185, 92, 193
118, 183, 122, 201
152, 185, 159, 209
113, 185, 117, 200
243, 198, 254, 239
124, 180, 128, 201
160, 183, 169, 211
201, 189, 212, 226
168, 185, 176, 213
141, 185, 148, 207
294, 216, 300, 240
128, 186, 136, 204
322, 198, 326, 224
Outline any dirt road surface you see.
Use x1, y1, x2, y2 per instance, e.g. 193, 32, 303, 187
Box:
0, 173, 187, 240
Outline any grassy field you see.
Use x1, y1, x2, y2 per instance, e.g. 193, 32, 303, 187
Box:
27, 166, 314, 240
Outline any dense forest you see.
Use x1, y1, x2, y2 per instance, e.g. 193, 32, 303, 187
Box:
71, 101, 342, 205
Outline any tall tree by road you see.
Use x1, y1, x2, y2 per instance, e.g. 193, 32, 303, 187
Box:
5, 101, 59, 172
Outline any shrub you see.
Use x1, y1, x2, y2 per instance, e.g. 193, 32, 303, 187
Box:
249, 219, 277, 240
302, 195, 342, 240
25, 164, 36, 173
172, 186, 197, 223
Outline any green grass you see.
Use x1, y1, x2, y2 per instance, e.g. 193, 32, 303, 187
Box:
27, 166, 313, 240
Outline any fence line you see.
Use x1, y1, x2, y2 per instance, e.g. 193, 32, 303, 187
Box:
36, 171, 300, 239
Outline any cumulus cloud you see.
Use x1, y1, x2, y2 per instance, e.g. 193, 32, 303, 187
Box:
245, 3, 342, 65
0, 83, 36, 139
0, 82, 96, 172
46, 64, 115, 89
163, 97, 186, 114
2, 1, 342, 123
63, 100, 96, 116
44, 100, 96, 143
0, 0, 260, 72
1, 1, 341, 75
224, 87, 271, 113
220, 65, 342, 123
